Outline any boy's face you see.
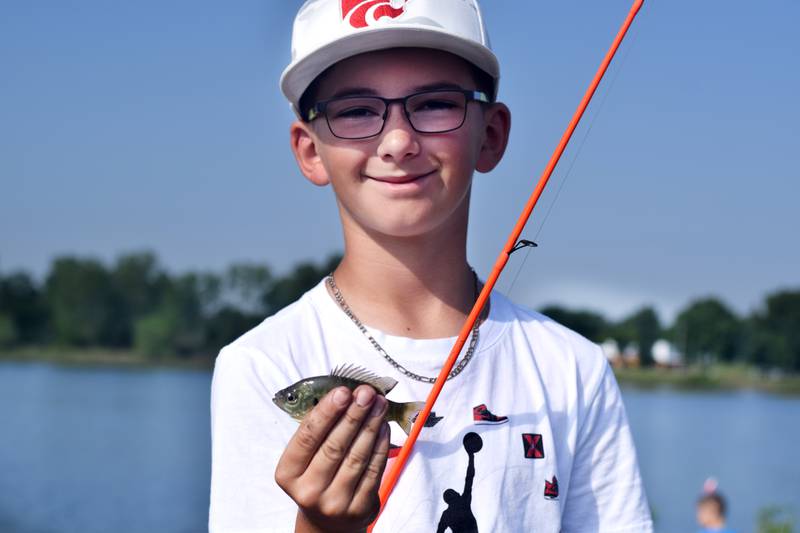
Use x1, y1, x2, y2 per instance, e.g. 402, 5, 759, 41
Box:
696, 500, 722, 527
290, 48, 510, 240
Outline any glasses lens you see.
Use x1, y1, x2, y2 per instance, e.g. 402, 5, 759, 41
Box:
325, 97, 386, 139
406, 91, 468, 133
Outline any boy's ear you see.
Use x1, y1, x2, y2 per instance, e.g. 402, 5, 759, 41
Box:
476, 102, 511, 173
290, 121, 330, 186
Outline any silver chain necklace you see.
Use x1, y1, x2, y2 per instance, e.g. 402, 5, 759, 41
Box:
326, 271, 481, 384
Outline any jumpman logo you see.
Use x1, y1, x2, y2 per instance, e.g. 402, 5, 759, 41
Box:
437, 432, 483, 533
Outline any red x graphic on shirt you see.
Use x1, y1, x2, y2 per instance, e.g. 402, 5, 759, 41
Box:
522, 433, 544, 459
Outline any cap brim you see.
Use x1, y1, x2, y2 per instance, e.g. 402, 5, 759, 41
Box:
280, 26, 500, 115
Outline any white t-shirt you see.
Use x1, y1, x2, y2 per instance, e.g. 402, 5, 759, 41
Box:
209, 280, 653, 533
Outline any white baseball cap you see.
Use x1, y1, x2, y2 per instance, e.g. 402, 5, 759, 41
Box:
280, 0, 500, 115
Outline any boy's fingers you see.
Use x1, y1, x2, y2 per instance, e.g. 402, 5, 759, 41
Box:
350, 421, 390, 514
304, 385, 377, 485
276, 387, 352, 480
327, 395, 388, 497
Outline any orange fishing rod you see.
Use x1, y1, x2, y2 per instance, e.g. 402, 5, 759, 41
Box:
370, 0, 645, 528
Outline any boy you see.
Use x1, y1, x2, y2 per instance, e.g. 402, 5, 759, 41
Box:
696, 490, 735, 533
209, 1, 653, 531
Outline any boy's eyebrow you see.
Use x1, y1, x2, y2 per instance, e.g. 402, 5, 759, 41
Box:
411, 82, 465, 92
330, 87, 381, 98
329, 82, 466, 99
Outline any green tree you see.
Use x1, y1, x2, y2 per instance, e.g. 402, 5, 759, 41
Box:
670, 298, 741, 364
264, 254, 341, 315
745, 289, 800, 371
193, 264, 273, 353
0, 313, 18, 348
538, 305, 608, 342
0, 272, 49, 344
741, 317, 783, 369
45, 258, 121, 347
205, 306, 262, 349
177, 272, 221, 354
134, 307, 178, 358
225, 263, 272, 315
110, 252, 169, 343
134, 273, 220, 358
133, 272, 221, 358
608, 307, 662, 366
758, 505, 795, 533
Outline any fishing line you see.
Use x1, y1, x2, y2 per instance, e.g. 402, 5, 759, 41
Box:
505, 17, 643, 299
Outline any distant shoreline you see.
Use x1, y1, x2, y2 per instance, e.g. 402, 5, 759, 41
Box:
2, 350, 800, 395
613, 365, 800, 395
0, 347, 214, 371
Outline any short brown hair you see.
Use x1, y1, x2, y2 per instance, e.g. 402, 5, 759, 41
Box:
697, 492, 727, 517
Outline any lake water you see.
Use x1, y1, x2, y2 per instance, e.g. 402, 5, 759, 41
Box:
0, 362, 798, 533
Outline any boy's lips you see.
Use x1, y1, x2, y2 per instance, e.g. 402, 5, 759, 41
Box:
366, 170, 435, 184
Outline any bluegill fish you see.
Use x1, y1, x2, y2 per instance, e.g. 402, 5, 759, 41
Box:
272, 364, 441, 434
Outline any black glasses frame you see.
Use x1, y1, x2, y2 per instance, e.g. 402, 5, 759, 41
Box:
305, 89, 491, 140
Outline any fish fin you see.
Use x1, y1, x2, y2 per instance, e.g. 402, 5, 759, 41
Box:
375, 377, 398, 394
330, 364, 398, 395
396, 401, 426, 435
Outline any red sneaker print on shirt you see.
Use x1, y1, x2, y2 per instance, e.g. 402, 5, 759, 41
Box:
544, 476, 559, 499
473, 404, 508, 425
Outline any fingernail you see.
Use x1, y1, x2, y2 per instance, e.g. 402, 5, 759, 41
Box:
379, 422, 389, 439
333, 388, 350, 406
371, 396, 387, 417
355, 387, 374, 407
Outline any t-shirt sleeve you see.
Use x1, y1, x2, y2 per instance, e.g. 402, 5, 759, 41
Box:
561, 359, 653, 533
208, 345, 299, 533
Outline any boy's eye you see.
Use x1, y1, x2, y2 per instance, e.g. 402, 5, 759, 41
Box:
334, 106, 381, 119
328, 98, 384, 120
412, 98, 460, 113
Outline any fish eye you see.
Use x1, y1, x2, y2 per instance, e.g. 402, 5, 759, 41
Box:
286, 392, 297, 404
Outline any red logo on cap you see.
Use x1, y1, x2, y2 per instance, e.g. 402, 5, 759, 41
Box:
342, 0, 406, 29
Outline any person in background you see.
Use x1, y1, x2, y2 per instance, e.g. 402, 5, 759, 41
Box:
696, 478, 736, 533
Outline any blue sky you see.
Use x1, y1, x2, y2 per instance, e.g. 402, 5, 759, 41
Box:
2, 0, 798, 323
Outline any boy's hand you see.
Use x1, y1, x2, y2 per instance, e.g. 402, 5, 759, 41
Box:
275, 385, 390, 533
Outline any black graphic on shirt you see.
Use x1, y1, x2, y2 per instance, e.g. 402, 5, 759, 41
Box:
436, 432, 482, 533
411, 410, 444, 427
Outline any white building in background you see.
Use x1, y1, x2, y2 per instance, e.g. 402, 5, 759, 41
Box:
623, 342, 641, 367
652, 339, 684, 367
601, 338, 621, 364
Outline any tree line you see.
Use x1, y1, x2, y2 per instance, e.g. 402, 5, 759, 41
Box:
541, 292, 800, 371
0, 251, 339, 359
1, 251, 798, 371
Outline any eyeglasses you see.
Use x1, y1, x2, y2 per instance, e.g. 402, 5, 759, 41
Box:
305, 89, 491, 140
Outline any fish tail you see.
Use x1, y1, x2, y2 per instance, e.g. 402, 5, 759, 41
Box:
389, 401, 426, 435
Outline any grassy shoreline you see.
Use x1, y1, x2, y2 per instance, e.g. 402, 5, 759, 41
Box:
3, 349, 800, 395
614, 364, 800, 395
0, 347, 215, 371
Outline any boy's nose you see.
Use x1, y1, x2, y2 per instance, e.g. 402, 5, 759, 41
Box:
376, 103, 420, 161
